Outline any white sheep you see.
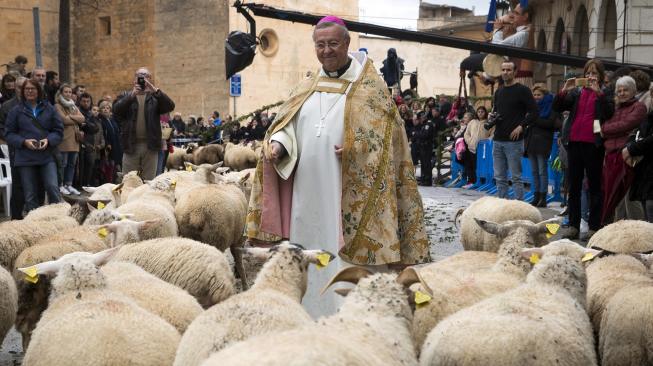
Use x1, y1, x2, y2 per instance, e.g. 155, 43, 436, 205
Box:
115, 170, 144, 204
175, 173, 250, 289
588, 219, 653, 253
174, 242, 333, 366
103, 261, 203, 333
113, 237, 236, 307
0, 265, 17, 345
83, 183, 117, 202
420, 240, 598, 366
411, 217, 559, 349
457, 196, 545, 252
0, 215, 78, 270
193, 144, 224, 165
200, 266, 430, 366
22, 202, 72, 222
18, 248, 180, 366
12, 219, 155, 349
223, 142, 258, 171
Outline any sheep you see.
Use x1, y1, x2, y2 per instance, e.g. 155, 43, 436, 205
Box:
218, 168, 255, 201
420, 240, 598, 366
12, 219, 155, 349
113, 237, 236, 307
22, 202, 72, 222
175, 173, 250, 289
166, 146, 190, 171
111, 179, 178, 239
174, 242, 333, 366
103, 261, 203, 333
223, 142, 258, 171
193, 144, 224, 165
588, 219, 653, 254
18, 248, 180, 366
115, 170, 143, 203
0, 265, 17, 345
0, 215, 78, 270
200, 266, 431, 366
411, 217, 559, 349
457, 196, 544, 252
83, 183, 117, 201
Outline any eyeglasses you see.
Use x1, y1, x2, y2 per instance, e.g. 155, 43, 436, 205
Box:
314, 41, 341, 51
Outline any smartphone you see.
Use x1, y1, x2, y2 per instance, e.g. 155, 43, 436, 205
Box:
575, 78, 589, 87
137, 76, 146, 89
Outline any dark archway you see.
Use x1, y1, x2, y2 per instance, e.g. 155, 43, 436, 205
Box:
572, 5, 590, 57
534, 29, 547, 83
596, 0, 617, 59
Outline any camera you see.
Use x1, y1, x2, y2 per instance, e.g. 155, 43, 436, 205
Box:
137, 76, 146, 89
484, 112, 502, 130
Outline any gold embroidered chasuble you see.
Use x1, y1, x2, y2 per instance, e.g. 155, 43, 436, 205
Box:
246, 57, 431, 266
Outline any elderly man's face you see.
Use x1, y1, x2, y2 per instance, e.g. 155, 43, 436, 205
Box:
314, 26, 350, 72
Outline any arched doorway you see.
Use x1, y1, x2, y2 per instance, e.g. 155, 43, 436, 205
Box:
596, 0, 617, 59
534, 29, 547, 83
572, 5, 590, 56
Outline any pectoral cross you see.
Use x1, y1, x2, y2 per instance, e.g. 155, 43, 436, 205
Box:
315, 117, 326, 137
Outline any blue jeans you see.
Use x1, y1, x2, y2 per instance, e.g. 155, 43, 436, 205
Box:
529, 154, 548, 193
20, 161, 61, 212
60, 151, 78, 186
493, 140, 524, 200
157, 150, 166, 176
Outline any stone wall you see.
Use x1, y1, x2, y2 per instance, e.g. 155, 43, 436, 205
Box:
0, 0, 59, 73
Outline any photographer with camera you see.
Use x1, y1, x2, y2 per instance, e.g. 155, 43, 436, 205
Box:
113, 67, 175, 180
490, 60, 538, 200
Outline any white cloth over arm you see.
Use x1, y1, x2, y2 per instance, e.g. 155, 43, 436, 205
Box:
492, 25, 529, 48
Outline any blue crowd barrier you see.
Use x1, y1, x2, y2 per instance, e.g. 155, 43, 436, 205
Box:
171, 137, 203, 147
450, 136, 563, 203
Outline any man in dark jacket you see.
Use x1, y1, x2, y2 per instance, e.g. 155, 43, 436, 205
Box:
113, 67, 175, 180
414, 111, 435, 186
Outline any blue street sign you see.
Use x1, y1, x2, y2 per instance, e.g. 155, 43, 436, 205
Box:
230, 74, 241, 97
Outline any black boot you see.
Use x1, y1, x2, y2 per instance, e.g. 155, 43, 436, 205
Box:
530, 192, 540, 206
537, 192, 547, 208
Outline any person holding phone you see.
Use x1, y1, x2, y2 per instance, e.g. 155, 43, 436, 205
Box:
113, 67, 175, 180
4, 78, 64, 212
553, 59, 614, 240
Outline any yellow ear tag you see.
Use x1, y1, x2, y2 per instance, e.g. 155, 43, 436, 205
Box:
581, 252, 595, 263
316, 253, 331, 270
119, 215, 127, 221
186, 165, 193, 172
98, 227, 109, 238
22, 266, 39, 284
170, 180, 177, 189
529, 253, 541, 265
97, 201, 106, 210
415, 290, 432, 308
546, 223, 560, 235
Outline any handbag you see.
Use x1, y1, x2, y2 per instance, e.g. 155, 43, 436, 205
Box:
74, 125, 85, 143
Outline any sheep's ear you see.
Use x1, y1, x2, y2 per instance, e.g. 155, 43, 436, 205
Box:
396, 267, 433, 296
321, 266, 373, 295
580, 248, 602, 263
535, 217, 562, 234
87, 202, 97, 212
304, 250, 336, 267
239, 172, 251, 185
474, 218, 504, 236
83, 186, 97, 193
18, 259, 62, 277
454, 208, 465, 230
215, 167, 230, 175
521, 247, 545, 263
238, 247, 272, 261
210, 162, 223, 171
138, 219, 161, 231
91, 247, 120, 267
112, 182, 124, 192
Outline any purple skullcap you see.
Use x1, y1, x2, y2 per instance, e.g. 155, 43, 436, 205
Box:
317, 15, 347, 28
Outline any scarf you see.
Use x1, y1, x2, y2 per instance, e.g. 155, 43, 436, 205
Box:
57, 93, 77, 114
537, 93, 553, 119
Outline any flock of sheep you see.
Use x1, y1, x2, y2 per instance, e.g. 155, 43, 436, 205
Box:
1, 138, 653, 365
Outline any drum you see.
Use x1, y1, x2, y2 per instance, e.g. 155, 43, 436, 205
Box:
483, 54, 507, 77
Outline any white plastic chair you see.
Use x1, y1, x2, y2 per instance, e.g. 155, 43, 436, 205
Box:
0, 157, 10, 217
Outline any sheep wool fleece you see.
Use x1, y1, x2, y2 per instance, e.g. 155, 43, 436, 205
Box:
246, 52, 430, 267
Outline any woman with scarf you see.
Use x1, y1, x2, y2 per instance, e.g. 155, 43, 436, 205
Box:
600, 76, 647, 225
54, 83, 85, 195
4, 79, 63, 211
525, 84, 560, 207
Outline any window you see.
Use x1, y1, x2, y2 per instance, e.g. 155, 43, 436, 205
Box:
99, 16, 111, 36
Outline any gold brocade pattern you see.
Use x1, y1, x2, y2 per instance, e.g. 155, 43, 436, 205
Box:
245, 59, 430, 265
